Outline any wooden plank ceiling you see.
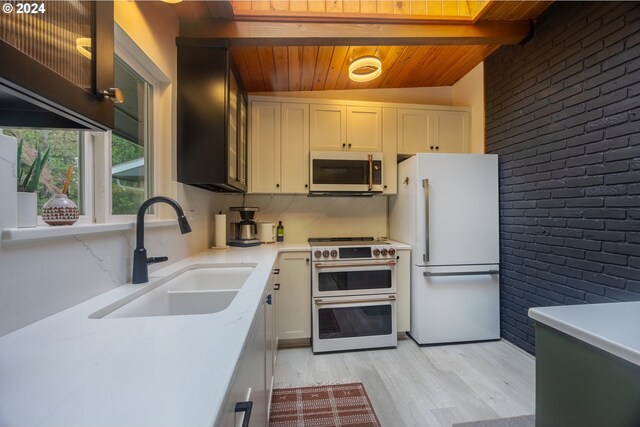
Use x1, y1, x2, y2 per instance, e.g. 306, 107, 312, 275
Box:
173, 0, 553, 92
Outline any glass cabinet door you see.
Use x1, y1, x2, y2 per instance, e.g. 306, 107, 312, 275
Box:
238, 93, 247, 185
228, 71, 238, 181
0, 1, 115, 130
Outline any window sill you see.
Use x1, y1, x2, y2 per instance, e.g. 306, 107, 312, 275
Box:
2, 220, 178, 242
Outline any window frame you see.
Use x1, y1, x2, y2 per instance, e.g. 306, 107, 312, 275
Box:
92, 24, 166, 224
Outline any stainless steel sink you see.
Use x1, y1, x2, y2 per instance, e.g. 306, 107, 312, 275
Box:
90, 263, 256, 319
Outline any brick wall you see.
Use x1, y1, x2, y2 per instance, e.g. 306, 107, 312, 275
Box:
485, 1, 640, 354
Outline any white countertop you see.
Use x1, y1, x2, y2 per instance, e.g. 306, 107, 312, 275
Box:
529, 301, 640, 366
0, 243, 309, 427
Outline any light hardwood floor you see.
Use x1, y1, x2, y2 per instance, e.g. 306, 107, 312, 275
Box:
274, 338, 535, 427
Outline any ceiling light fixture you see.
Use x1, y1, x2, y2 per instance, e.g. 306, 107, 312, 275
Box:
76, 37, 92, 60
161, 0, 183, 3
348, 56, 382, 83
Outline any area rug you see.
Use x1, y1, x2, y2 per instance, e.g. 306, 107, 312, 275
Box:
269, 382, 382, 427
453, 415, 535, 427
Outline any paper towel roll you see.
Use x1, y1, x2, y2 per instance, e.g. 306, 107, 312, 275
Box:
214, 214, 227, 248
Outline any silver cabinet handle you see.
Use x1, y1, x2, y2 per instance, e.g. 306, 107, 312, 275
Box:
315, 260, 396, 269
423, 270, 500, 277
423, 179, 430, 263
315, 295, 396, 305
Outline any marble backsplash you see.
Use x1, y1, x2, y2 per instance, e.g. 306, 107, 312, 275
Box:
210, 194, 388, 244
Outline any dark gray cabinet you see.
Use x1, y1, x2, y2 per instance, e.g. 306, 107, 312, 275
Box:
0, 1, 115, 130
176, 39, 247, 193
536, 324, 640, 427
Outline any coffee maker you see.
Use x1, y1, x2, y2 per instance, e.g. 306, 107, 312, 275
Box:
228, 206, 261, 247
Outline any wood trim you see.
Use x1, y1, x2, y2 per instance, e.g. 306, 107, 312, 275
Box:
203, 0, 234, 19
179, 19, 531, 46
248, 94, 472, 114
231, 10, 477, 24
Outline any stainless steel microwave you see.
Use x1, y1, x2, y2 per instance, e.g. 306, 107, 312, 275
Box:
309, 151, 383, 195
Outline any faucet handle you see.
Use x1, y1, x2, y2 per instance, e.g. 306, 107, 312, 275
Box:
147, 256, 169, 265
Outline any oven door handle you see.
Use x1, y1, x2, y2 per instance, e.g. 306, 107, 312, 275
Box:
314, 260, 396, 269
315, 295, 396, 305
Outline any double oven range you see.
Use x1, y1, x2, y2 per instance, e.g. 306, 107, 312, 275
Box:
309, 237, 398, 353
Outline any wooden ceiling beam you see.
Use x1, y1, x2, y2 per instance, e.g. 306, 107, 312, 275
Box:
203, 1, 234, 20
179, 19, 531, 46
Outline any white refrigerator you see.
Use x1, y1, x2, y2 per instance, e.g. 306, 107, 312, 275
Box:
389, 153, 500, 344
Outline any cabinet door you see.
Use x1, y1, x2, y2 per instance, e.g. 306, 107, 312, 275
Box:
250, 101, 281, 193
382, 107, 397, 195
396, 249, 411, 332
433, 110, 470, 153
397, 109, 432, 155
265, 290, 274, 418
277, 252, 311, 341
346, 106, 382, 151
228, 72, 239, 181
238, 93, 248, 185
310, 104, 346, 151
281, 103, 310, 193
218, 300, 267, 427
0, 1, 114, 130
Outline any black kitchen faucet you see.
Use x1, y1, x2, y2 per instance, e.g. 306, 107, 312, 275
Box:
132, 196, 192, 284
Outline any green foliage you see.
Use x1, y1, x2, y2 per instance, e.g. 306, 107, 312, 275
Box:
16, 139, 51, 193
4, 128, 81, 214
4, 128, 148, 216
111, 134, 146, 215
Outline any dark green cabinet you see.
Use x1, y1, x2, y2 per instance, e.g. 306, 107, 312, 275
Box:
536, 324, 640, 427
176, 38, 247, 193
0, 1, 115, 130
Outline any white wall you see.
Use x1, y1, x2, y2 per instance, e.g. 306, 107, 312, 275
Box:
452, 63, 485, 153
212, 194, 388, 244
0, 3, 218, 337
252, 86, 453, 106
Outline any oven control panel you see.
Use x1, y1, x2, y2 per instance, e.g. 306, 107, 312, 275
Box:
312, 245, 396, 260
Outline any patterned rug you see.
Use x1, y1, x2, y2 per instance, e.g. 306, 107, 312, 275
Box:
269, 382, 382, 427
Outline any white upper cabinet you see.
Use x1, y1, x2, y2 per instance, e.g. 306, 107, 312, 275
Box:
250, 101, 309, 194
310, 104, 382, 152
281, 103, 310, 193
398, 108, 432, 155
309, 104, 346, 151
250, 101, 281, 193
398, 108, 470, 155
346, 106, 382, 151
433, 110, 470, 154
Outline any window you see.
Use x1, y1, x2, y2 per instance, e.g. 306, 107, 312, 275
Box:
111, 56, 153, 215
2, 25, 166, 233
2, 128, 86, 216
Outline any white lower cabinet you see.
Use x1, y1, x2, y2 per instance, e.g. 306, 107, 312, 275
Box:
397, 248, 411, 333
219, 267, 279, 427
277, 251, 311, 342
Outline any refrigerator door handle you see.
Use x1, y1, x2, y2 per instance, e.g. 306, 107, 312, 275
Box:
423, 270, 500, 277
422, 179, 430, 263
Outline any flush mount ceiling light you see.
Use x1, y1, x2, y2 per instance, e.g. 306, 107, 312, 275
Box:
348, 56, 382, 83
161, 0, 183, 3
76, 37, 92, 60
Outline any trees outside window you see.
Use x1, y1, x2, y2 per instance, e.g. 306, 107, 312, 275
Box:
2, 128, 82, 215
